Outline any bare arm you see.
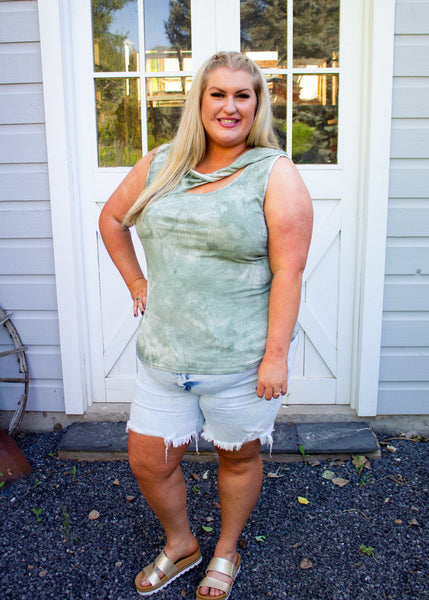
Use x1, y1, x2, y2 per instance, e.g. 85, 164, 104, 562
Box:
256, 157, 313, 400
98, 150, 156, 316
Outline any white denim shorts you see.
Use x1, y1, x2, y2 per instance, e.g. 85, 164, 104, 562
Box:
127, 335, 299, 454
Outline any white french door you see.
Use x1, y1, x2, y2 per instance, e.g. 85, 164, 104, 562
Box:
62, 0, 367, 407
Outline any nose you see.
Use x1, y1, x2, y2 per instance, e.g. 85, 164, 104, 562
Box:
224, 95, 236, 114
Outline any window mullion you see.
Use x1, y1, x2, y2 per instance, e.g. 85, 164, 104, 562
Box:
138, 0, 148, 155
286, 0, 293, 156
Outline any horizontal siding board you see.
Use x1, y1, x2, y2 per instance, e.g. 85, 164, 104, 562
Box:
0, 42, 42, 84
0, 124, 47, 163
378, 388, 429, 415
387, 205, 429, 236
393, 35, 429, 77
392, 78, 429, 118
10, 312, 60, 346
0, 244, 55, 275
379, 351, 429, 381
383, 279, 429, 310
395, 2, 429, 35
390, 120, 429, 158
0, 380, 64, 412
0, 207, 52, 238
0, 1, 40, 43
384, 240, 429, 274
26, 347, 63, 379
389, 163, 429, 198
0, 165, 49, 200
381, 314, 429, 346
1, 279, 58, 310
0, 84, 45, 125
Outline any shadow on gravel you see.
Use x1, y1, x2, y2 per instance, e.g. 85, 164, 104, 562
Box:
0, 430, 428, 600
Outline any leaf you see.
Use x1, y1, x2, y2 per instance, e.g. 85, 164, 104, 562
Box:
322, 470, 336, 480
352, 455, 371, 472
191, 473, 200, 480
386, 445, 397, 453
202, 525, 213, 533
308, 459, 320, 467
408, 518, 419, 527
300, 558, 313, 570
267, 467, 284, 478
298, 496, 309, 505
202, 470, 209, 479
255, 535, 267, 543
332, 477, 349, 487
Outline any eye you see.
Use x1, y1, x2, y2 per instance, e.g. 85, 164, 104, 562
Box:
237, 93, 251, 99
210, 92, 224, 98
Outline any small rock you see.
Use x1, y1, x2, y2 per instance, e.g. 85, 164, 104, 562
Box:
394, 519, 403, 525
238, 538, 248, 550
126, 495, 136, 502
411, 506, 419, 512
300, 558, 313, 570
39, 570, 47, 578
112, 479, 120, 486
115, 561, 122, 568
88, 510, 100, 520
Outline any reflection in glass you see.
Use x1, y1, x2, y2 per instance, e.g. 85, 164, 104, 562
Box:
146, 77, 191, 150
266, 74, 287, 149
92, 0, 139, 72
240, 0, 287, 69
145, 0, 192, 72
292, 74, 338, 164
293, 0, 340, 68
95, 78, 142, 167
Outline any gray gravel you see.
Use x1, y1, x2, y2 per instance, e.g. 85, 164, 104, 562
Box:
1, 430, 428, 600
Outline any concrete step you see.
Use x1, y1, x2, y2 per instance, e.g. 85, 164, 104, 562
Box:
57, 421, 380, 462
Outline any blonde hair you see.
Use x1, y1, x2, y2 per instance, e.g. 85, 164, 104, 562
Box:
124, 51, 279, 225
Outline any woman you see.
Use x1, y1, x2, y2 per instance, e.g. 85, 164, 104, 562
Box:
99, 51, 313, 599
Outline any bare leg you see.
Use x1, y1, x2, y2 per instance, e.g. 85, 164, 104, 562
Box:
198, 439, 263, 597
128, 431, 199, 587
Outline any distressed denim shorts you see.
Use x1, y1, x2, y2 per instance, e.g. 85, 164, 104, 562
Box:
127, 335, 299, 454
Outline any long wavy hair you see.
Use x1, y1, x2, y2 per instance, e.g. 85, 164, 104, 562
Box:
123, 51, 279, 225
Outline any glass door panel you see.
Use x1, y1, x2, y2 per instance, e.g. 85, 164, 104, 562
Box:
240, 0, 340, 163
91, 0, 192, 167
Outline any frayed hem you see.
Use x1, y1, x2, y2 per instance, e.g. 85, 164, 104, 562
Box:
201, 429, 274, 455
163, 432, 199, 461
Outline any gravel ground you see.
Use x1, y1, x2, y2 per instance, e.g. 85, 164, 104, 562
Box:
1, 430, 428, 600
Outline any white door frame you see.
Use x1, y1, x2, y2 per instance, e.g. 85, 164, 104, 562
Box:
38, 0, 395, 416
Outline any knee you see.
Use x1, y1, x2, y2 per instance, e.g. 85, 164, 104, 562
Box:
217, 440, 262, 474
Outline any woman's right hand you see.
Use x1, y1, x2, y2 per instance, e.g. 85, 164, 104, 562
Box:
129, 277, 148, 317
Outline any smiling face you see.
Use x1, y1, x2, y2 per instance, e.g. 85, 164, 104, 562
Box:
200, 67, 258, 152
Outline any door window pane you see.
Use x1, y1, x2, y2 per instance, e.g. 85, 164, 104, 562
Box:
267, 74, 287, 149
293, 74, 338, 164
93, 0, 139, 72
145, 0, 192, 72
95, 78, 142, 167
241, 0, 340, 164
146, 76, 191, 149
293, 0, 340, 68
240, 0, 287, 69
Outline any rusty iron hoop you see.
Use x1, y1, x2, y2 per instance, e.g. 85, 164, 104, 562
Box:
0, 306, 29, 437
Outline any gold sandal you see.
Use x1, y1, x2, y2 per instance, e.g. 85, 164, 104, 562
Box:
196, 554, 241, 600
135, 547, 202, 596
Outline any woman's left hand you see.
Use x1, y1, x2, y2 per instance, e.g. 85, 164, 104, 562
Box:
256, 356, 288, 400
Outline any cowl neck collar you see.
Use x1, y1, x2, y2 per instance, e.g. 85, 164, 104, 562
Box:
181, 147, 286, 191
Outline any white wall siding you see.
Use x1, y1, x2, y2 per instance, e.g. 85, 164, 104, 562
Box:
379, 0, 429, 415
0, 1, 64, 413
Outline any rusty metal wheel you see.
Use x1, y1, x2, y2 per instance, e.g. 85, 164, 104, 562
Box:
0, 306, 29, 437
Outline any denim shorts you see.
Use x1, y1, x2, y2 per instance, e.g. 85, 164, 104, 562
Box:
127, 335, 299, 454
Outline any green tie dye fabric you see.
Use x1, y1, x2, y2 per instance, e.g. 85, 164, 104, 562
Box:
135, 145, 297, 374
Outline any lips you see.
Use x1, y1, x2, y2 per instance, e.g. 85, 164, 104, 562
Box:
218, 118, 240, 125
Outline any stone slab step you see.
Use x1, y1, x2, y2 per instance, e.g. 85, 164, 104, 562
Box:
57, 421, 380, 462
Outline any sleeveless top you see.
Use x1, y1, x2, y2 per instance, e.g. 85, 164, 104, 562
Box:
135, 144, 298, 374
